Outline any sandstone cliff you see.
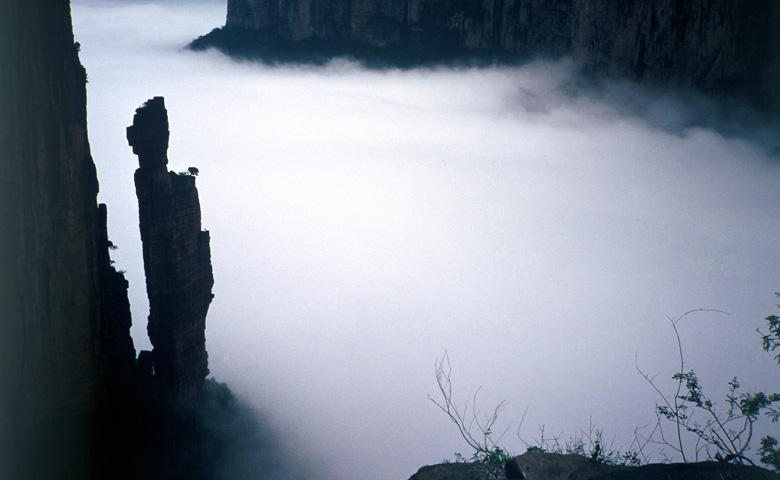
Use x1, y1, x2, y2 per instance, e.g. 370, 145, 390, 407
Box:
128, 97, 214, 405
193, 0, 780, 111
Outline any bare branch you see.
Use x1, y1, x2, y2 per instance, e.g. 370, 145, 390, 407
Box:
428, 351, 516, 458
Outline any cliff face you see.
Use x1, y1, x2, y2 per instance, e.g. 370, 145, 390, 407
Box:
204, 0, 780, 109
128, 97, 214, 405
222, 0, 574, 54
569, 0, 780, 104
98, 204, 138, 404
0, 1, 135, 477
0, 1, 217, 476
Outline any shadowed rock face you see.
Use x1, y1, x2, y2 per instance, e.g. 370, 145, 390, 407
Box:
1, 1, 226, 476
195, 0, 780, 111
128, 97, 214, 405
569, 0, 780, 106
0, 1, 136, 477
98, 203, 138, 405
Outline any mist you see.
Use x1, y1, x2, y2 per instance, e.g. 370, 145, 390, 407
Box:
72, 2, 780, 479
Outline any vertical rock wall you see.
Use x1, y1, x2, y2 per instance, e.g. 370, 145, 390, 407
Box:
0, 1, 135, 478
217, 0, 780, 109
1, 1, 100, 477
98, 204, 138, 404
570, 0, 780, 101
1, 2, 217, 477
128, 97, 214, 405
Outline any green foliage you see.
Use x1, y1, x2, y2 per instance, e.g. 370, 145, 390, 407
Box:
179, 166, 200, 177
759, 293, 780, 364
759, 436, 780, 471
451, 446, 515, 464
756, 296, 780, 472
523, 426, 642, 467
658, 371, 777, 463
637, 308, 780, 471
470, 446, 515, 464
588, 439, 642, 466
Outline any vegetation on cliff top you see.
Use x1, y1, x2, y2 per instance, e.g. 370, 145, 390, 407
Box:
432, 299, 780, 471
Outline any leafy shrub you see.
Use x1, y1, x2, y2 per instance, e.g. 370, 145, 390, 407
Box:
636, 308, 780, 470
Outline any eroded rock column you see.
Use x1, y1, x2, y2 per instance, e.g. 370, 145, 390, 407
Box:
127, 97, 214, 404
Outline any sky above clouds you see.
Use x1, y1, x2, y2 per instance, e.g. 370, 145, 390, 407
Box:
72, 2, 780, 479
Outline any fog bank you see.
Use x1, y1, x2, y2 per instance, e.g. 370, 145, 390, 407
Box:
73, 2, 780, 479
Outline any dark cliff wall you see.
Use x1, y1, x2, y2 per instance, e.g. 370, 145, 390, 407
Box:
220, 0, 575, 54
128, 97, 214, 405
0, 2, 218, 477
1, 1, 223, 477
0, 1, 135, 478
204, 0, 780, 109
98, 204, 138, 404
569, 0, 780, 106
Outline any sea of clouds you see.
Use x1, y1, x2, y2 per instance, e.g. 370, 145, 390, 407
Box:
73, 2, 780, 479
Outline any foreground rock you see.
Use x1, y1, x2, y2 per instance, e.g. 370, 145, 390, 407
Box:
408, 452, 778, 480
409, 462, 507, 480
505, 452, 594, 479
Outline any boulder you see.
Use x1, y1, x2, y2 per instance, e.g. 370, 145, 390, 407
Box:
409, 462, 507, 480
505, 451, 600, 479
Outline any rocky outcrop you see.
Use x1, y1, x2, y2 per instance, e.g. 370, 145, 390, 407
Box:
505, 451, 594, 479
406, 452, 779, 480
128, 97, 214, 405
408, 462, 507, 480
193, 0, 780, 111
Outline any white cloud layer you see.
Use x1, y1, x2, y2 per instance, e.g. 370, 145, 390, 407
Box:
73, 2, 780, 479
